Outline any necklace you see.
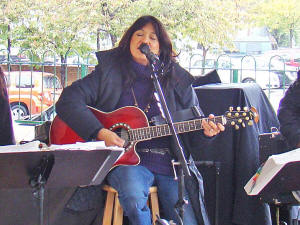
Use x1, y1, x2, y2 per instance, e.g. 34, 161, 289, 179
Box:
131, 87, 153, 113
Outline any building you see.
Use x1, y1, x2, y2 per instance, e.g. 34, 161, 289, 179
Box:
233, 27, 277, 55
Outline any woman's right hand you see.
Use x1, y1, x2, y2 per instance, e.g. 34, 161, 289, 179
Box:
97, 128, 125, 147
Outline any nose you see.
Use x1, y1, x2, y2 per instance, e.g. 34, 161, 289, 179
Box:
142, 35, 151, 45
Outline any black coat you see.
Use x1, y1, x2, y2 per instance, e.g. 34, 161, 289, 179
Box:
278, 76, 300, 148
56, 47, 214, 225
0, 75, 15, 146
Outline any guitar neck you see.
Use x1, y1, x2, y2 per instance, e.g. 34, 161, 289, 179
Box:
129, 116, 226, 142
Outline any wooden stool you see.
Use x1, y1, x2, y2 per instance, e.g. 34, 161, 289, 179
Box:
102, 185, 160, 225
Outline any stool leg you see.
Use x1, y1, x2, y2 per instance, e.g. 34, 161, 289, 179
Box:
150, 191, 160, 225
103, 191, 115, 225
103, 185, 160, 225
113, 194, 123, 225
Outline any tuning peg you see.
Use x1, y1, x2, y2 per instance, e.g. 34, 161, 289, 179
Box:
238, 119, 243, 123
243, 107, 249, 112
242, 112, 247, 117
229, 107, 233, 112
245, 116, 249, 121
227, 112, 232, 117
242, 122, 246, 128
237, 107, 241, 111
231, 121, 235, 126
235, 112, 239, 117
248, 121, 253, 126
235, 125, 240, 130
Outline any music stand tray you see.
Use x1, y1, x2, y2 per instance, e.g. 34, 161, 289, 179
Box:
244, 149, 300, 196
0, 147, 123, 189
0, 145, 123, 225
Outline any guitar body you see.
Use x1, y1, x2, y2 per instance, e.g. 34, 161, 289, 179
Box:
50, 106, 149, 168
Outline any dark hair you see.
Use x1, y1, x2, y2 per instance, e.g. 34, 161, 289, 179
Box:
118, 15, 176, 88
119, 15, 173, 63
0, 66, 6, 97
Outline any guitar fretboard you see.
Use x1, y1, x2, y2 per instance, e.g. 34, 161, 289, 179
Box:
128, 116, 225, 142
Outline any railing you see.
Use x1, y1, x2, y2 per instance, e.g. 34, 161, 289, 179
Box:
1, 49, 97, 125
1, 50, 299, 124
186, 52, 299, 96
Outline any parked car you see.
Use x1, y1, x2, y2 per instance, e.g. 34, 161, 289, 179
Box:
188, 58, 217, 76
285, 58, 300, 68
189, 58, 280, 89
274, 70, 297, 88
238, 69, 280, 89
0, 54, 30, 63
4, 71, 62, 119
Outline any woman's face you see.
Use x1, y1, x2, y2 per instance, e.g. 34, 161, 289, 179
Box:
130, 22, 160, 65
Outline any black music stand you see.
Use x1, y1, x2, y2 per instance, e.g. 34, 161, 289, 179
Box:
0, 148, 123, 225
258, 161, 300, 225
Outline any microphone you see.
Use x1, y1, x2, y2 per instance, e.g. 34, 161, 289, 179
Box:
138, 43, 160, 64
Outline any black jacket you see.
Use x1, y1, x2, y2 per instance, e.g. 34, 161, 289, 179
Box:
56, 47, 213, 224
0, 75, 15, 146
278, 74, 300, 149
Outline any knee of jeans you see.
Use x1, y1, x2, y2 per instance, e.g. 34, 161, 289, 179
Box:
123, 193, 149, 213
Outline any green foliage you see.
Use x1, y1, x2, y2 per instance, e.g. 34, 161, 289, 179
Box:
0, 0, 29, 48
1, 0, 299, 62
251, 0, 300, 47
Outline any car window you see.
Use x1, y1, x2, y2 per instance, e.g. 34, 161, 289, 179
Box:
15, 74, 35, 88
193, 59, 215, 67
43, 76, 62, 89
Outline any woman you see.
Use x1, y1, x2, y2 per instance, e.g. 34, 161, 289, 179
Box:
278, 70, 300, 149
56, 15, 224, 225
277, 70, 300, 225
0, 66, 15, 146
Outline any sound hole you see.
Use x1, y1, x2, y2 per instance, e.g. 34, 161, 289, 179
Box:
113, 127, 130, 149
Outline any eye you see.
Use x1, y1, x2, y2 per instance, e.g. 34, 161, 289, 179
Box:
135, 31, 144, 37
150, 34, 158, 41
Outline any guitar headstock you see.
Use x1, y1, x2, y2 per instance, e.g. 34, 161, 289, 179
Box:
224, 106, 259, 130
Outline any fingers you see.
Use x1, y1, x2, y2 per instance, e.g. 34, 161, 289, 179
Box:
97, 128, 125, 147
218, 123, 225, 132
109, 132, 125, 147
202, 114, 225, 137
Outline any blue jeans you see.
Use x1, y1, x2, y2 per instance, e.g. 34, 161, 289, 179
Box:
106, 165, 198, 225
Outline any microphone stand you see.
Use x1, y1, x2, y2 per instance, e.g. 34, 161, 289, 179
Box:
149, 60, 190, 225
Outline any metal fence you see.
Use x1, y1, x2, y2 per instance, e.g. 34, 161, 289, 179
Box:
186, 53, 298, 88
1, 49, 299, 124
1, 48, 97, 125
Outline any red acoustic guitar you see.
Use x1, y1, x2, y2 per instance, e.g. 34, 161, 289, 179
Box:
50, 106, 258, 168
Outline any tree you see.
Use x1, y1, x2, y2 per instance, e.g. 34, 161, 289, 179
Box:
0, 0, 29, 56
252, 0, 300, 48
16, 0, 95, 86
120, 0, 241, 74
87, 0, 135, 49
1, 0, 248, 78
178, 0, 241, 64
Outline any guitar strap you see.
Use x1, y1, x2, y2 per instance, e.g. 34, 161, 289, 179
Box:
150, 106, 203, 125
